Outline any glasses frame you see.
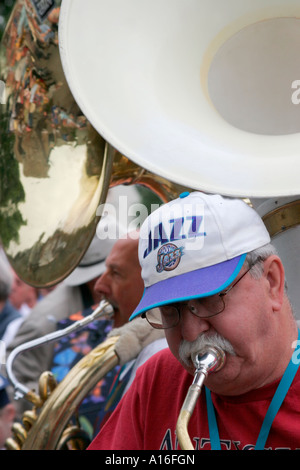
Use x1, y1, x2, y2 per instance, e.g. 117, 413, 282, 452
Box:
142, 262, 257, 329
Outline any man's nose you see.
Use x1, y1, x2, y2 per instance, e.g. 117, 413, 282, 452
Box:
180, 309, 210, 342
94, 271, 111, 297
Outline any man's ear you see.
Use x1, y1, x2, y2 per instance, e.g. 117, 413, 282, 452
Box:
263, 255, 285, 311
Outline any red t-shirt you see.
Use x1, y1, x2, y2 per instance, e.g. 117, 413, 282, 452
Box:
88, 348, 300, 450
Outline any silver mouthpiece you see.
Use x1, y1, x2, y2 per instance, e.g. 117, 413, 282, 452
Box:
192, 345, 226, 377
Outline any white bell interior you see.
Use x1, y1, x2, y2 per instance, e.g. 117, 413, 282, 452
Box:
59, 0, 300, 197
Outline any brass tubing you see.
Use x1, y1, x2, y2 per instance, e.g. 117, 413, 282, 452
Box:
176, 346, 225, 450
176, 370, 206, 450
6, 300, 113, 403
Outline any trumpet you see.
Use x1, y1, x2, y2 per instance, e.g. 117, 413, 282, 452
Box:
176, 346, 225, 450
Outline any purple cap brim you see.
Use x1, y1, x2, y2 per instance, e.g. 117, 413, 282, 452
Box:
130, 253, 247, 320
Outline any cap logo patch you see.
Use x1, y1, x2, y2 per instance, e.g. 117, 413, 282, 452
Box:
156, 243, 183, 273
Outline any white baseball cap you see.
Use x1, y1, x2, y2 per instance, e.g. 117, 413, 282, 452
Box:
64, 234, 116, 286
130, 191, 270, 320
64, 214, 124, 286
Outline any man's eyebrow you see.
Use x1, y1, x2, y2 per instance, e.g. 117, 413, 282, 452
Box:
106, 262, 122, 272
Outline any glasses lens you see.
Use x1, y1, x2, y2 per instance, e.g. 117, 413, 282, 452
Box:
188, 295, 225, 317
144, 308, 164, 329
145, 306, 179, 329
145, 295, 226, 329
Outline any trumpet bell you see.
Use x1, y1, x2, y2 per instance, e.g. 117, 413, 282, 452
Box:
59, 0, 300, 198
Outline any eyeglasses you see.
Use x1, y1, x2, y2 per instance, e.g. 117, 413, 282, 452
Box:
142, 264, 255, 329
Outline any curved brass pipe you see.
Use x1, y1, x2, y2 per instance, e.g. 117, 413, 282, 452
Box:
5, 299, 116, 450
5, 335, 119, 450
22, 336, 119, 449
6, 300, 113, 405
5, 303, 165, 449
176, 346, 225, 450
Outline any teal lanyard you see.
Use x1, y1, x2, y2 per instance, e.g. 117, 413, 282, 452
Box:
205, 330, 300, 450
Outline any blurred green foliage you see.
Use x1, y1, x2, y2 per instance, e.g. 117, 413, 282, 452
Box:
0, 0, 14, 42
0, 1, 27, 249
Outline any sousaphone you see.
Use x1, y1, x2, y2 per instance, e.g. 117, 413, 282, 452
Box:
59, 0, 300, 199
2, 0, 300, 451
1, 0, 300, 286
57, 0, 300, 311
0, 0, 185, 288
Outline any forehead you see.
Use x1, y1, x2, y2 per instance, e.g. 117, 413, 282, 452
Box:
106, 238, 139, 267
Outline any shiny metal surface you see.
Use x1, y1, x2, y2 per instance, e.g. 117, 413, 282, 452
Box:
262, 200, 300, 238
0, 0, 111, 286
0, 1, 185, 287
192, 346, 226, 376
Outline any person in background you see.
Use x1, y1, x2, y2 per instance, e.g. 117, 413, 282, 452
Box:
9, 271, 39, 317
49, 231, 166, 442
0, 250, 21, 347
5, 271, 41, 347
6, 232, 116, 419
9, 271, 39, 318
94, 231, 145, 328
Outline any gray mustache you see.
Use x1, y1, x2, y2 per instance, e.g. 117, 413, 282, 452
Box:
179, 332, 236, 368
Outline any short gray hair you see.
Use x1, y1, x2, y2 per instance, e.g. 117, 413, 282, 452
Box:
245, 243, 278, 279
245, 243, 290, 296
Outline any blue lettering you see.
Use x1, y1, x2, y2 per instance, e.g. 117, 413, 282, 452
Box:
170, 218, 186, 241
143, 230, 153, 258
153, 223, 168, 250
159, 429, 174, 450
143, 216, 206, 259
187, 215, 205, 237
